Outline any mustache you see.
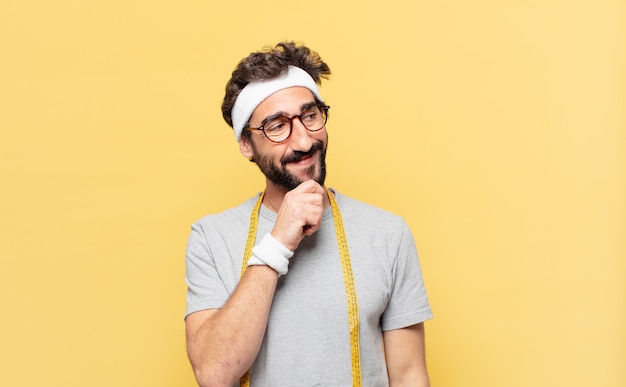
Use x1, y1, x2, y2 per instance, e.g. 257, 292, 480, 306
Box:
281, 142, 324, 164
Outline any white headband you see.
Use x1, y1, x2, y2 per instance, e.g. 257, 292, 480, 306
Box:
231, 65, 323, 142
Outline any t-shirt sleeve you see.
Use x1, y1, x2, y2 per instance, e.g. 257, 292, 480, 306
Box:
381, 221, 433, 331
184, 222, 230, 318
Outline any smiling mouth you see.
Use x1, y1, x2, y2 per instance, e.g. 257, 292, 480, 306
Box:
284, 153, 316, 168
295, 152, 314, 162
282, 148, 318, 165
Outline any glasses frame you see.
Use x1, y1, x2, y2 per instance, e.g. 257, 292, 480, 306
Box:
246, 104, 330, 144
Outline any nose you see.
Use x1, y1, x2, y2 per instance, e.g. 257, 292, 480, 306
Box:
289, 117, 314, 151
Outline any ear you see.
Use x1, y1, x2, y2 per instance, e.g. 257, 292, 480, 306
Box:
239, 137, 254, 159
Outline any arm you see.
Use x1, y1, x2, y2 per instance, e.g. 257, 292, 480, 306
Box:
185, 180, 326, 387
383, 323, 430, 387
186, 265, 279, 387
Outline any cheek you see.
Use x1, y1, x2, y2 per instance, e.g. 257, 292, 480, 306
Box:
255, 146, 288, 164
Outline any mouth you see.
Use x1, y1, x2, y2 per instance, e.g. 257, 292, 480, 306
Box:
284, 151, 317, 167
282, 146, 321, 166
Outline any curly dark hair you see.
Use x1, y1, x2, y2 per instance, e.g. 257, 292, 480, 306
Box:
221, 41, 331, 139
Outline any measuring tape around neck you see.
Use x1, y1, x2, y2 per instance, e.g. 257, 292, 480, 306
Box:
239, 188, 362, 386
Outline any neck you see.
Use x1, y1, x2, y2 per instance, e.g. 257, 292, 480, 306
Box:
262, 180, 331, 213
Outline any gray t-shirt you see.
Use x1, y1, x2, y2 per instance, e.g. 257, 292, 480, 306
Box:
185, 190, 433, 386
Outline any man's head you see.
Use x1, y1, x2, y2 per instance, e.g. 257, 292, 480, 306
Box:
222, 42, 332, 190
222, 42, 331, 138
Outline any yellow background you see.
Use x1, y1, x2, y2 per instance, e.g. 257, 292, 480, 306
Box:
1, 0, 624, 386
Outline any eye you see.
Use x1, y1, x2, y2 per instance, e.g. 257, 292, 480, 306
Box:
264, 118, 289, 133
301, 109, 319, 123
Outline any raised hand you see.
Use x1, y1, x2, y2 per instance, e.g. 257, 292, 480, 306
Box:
270, 180, 325, 251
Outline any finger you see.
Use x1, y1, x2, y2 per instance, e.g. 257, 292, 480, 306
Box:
303, 206, 323, 228
302, 225, 317, 236
295, 179, 324, 194
301, 193, 323, 207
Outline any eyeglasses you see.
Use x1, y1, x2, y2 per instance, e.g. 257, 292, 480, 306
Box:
246, 104, 330, 144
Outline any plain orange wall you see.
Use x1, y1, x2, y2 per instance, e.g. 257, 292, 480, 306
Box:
1, 1, 624, 386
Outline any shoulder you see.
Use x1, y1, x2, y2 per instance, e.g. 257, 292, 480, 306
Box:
191, 193, 261, 234
333, 189, 406, 227
332, 189, 412, 247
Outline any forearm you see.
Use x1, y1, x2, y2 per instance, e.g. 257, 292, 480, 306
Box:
186, 265, 279, 387
384, 323, 430, 387
389, 372, 430, 387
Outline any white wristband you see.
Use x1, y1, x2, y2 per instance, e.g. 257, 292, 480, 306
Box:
248, 233, 294, 276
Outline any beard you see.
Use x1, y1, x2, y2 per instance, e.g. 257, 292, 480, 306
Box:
251, 140, 327, 191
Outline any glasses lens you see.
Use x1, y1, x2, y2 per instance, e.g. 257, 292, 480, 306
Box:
301, 105, 326, 131
263, 116, 291, 142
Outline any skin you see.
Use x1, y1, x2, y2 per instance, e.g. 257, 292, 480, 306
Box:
185, 86, 429, 387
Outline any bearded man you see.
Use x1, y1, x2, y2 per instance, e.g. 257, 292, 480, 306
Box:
184, 41, 433, 387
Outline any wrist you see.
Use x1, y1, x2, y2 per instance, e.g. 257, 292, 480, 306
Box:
248, 233, 294, 276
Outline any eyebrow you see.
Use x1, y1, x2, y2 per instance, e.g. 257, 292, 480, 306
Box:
259, 101, 318, 126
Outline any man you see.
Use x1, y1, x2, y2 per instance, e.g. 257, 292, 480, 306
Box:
185, 41, 433, 387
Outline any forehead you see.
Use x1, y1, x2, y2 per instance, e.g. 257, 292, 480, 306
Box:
250, 87, 316, 123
